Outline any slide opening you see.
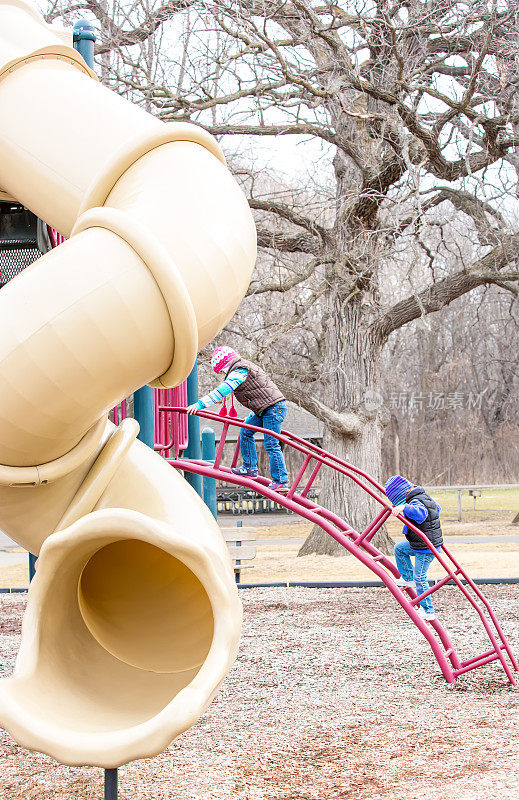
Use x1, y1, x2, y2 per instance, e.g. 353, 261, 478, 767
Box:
78, 539, 214, 673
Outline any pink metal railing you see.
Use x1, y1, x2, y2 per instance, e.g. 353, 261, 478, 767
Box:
109, 386, 189, 456
159, 405, 518, 687
46, 226, 66, 248
109, 398, 128, 425
154, 385, 188, 457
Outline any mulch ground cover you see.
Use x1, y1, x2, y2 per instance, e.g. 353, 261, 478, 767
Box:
0, 585, 517, 799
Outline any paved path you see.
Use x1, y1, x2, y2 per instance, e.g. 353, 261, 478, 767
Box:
221, 513, 296, 526
257, 535, 519, 547
0, 532, 28, 568
0, 531, 16, 550
257, 539, 305, 546
0, 531, 26, 567
0, 552, 26, 567
452, 535, 519, 543
1, 531, 518, 566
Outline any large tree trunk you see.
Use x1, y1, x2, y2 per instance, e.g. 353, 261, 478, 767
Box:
298, 282, 393, 556
297, 99, 397, 557
298, 422, 393, 555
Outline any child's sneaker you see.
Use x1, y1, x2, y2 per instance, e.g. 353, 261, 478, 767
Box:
268, 481, 289, 493
417, 607, 436, 621
394, 577, 416, 588
231, 466, 258, 478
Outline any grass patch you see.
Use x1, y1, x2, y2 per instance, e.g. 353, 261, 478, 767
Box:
428, 486, 519, 514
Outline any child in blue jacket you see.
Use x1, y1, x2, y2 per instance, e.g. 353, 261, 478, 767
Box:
385, 475, 443, 621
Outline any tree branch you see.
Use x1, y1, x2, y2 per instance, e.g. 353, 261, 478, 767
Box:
430, 187, 506, 227
197, 122, 364, 164
274, 377, 363, 438
246, 257, 320, 295
249, 198, 329, 239
256, 227, 321, 254
373, 232, 519, 340
70, 0, 195, 54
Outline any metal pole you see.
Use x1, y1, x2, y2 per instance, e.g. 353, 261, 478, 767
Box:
73, 25, 119, 799
72, 19, 96, 67
104, 768, 118, 800
134, 386, 155, 448
28, 553, 37, 582
457, 489, 462, 522
184, 362, 203, 497
201, 427, 217, 519
235, 519, 243, 584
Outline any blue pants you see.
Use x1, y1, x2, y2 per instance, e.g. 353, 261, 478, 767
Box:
394, 539, 441, 614
240, 401, 288, 483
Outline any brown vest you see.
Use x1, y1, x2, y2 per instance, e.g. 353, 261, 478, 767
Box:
225, 357, 285, 416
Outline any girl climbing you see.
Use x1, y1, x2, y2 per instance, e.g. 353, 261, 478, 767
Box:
187, 347, 289, 492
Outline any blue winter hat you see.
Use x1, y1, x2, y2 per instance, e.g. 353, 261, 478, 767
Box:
384, 475, 412, 506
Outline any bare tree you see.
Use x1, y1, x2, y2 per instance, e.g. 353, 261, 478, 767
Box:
382, 279, 519, 485
47, 0, 519, 554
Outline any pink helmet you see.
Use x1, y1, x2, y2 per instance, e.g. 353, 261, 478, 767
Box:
211, 346, 238, 374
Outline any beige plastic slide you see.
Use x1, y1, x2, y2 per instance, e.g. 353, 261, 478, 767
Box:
0, 0, 256, 768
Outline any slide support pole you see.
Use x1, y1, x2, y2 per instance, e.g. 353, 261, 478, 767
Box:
134, 386, 155, 448
104, 768, 118, 800
72, 19, 96, 67
202, 427, 217, 519
73, 24, 122, 791
185, 362, 203, 497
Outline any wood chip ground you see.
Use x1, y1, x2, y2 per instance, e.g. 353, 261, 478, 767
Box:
0, 586, 517, 799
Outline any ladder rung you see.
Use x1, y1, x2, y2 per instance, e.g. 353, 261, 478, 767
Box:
460, 644, 507, 669
286, 453, 312, 499
453, 652, 501, 677
410, 567, 464, 606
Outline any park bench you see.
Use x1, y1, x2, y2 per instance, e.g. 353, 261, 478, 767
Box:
221, 526, 257, 584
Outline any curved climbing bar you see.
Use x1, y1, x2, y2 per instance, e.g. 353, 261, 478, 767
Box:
164, 406, 519, 687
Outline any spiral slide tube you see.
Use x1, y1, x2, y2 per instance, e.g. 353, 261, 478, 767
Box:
0, 0, 255, 767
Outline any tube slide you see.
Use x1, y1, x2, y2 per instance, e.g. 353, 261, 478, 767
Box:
0, 0, 255, 767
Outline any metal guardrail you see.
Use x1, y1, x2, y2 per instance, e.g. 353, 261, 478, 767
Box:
424, 484, 519, 521
426, 484, 519, 491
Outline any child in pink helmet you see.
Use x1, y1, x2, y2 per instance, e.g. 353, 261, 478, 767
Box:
187, 346, 289, 492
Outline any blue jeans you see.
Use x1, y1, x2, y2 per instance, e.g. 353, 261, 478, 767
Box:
240, 401, 288, 483
394, 539, 441, 614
